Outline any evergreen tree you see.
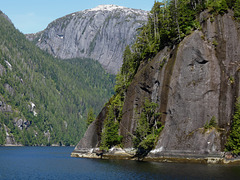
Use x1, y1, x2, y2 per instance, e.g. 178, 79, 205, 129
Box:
121, 45, 132, 77
100, 106, 121, 150
208, 0, 228, 14
100, 94, 124, 150
115, 45, 134, 93
225, 97, 240, 155
133, 99, 162, 151
226, 0, 236, 8
86, 108, 95, 127
234, 0, 240, 19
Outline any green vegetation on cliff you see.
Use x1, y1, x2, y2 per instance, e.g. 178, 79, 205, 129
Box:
86, 108, 96, 127
233, 0, 240, 20
0, 12, 115, 146
225, 98, 240, 155
99, 0, 240, 155
0, 124, 6, 145
133, 99, 163, 152
100, 93, 124, 150
116, 0, 240, 92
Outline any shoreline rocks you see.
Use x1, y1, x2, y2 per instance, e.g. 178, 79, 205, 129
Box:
71, 147, 240, 164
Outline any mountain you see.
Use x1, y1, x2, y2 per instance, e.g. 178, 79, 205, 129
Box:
26, 5, 148, 74
0, 11, 115, 146
72, 1, 240, 163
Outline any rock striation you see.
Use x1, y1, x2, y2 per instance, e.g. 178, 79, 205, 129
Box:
72, 11, 240, 163
26, 5, 148, 74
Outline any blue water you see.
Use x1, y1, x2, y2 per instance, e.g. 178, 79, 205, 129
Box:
0, 147, 240, 179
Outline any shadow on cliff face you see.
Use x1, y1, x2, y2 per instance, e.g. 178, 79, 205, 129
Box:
73, 10, 240, 161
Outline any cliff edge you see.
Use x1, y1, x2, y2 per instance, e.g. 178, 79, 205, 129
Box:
72, 10, 240, 163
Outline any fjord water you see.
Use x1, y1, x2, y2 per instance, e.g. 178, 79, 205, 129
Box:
0, 147, 240, 180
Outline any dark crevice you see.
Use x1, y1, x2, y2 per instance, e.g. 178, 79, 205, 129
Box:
194, 49, 209, 64
202, 90, 215, 97
196, 59, 209, 64
155, 80, 160, 85
140, 86, 151, 94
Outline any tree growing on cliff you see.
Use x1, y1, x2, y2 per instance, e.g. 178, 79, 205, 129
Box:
100, 107, 121, 150
86, 108, 95, 127
207, 0, 228, 14
234, 0, 240, 20
225, 97, 240, 155
133, 98, 163, 153
115, 45, 134, 93
100, 94, 123, 150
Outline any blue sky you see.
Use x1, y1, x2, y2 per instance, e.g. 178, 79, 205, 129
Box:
1, 0, 155, 34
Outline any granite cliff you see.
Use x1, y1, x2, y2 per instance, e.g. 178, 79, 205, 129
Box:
26, 5, 148, 74
72, 10, 240, 163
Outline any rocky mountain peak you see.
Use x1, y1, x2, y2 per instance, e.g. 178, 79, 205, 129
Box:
86, 4, 148, 15
26, 5, 148, 74
87, 4, 128, 12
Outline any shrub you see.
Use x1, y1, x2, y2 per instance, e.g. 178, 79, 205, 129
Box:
204, 116, 217, 129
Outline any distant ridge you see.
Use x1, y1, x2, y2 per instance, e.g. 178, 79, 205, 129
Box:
26, 5, 148, 74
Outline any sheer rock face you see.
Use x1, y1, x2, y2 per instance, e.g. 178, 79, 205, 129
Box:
149, 31, 222, 156
26, 5, 148, 74
74, 11, 240, 159
74, 105, 109, 150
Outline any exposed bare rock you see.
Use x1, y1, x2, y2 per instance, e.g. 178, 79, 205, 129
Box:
28, 102, 37, 116
74, 104, 109, 150
3, 124, 21, 146
0, 97, 12, 112
0, 63, 6, 76
26, 5, 148, 74
13, 118, 30, 130
73, 11, 240, 161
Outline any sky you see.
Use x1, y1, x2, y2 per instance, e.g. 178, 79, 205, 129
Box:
1, 0, 155, 34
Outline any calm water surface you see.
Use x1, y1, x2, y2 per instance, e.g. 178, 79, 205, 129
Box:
0, 146, 240, 179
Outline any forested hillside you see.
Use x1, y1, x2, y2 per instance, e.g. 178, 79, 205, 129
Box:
0, 11, 115, 146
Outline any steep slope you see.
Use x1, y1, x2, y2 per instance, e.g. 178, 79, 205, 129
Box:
26, 5, 148, 74
0, 11, 115, 146
72, 7, 240, 162
0, 10, 12, 24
